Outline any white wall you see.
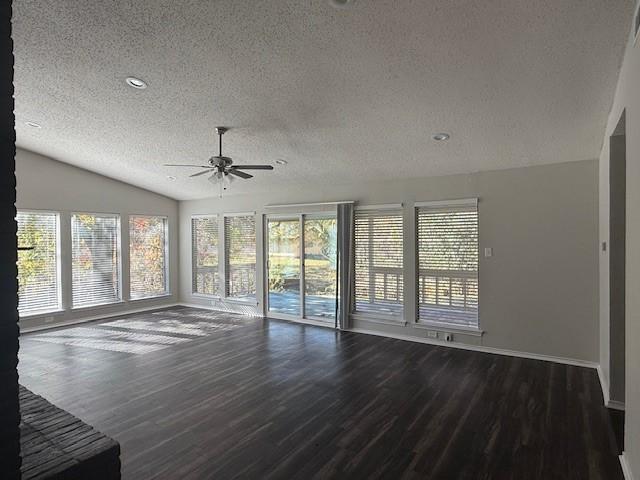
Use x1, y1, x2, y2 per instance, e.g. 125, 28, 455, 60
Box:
180, 160, 599, 363
598, 10, 640, 477
16, 148, 179, 330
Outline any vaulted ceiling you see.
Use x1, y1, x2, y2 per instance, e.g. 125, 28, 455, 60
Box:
13, 0, 634, 200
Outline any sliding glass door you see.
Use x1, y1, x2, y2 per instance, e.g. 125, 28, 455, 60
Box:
303, 216, 337, 320
267, 214, 337, 322
267, 218, 301, 316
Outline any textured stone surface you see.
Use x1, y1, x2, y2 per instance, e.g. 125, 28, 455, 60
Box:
20, 385, 120, 480
0, 0, 20, 477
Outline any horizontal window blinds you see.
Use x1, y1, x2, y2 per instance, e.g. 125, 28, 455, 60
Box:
354, 208, 404, 317
224, 215, 256, 299
17, 211, 60, 315
71, 213, 121, 308
417, 202, 478, 327
192, 216, 219, 295
130, 216, 168, 300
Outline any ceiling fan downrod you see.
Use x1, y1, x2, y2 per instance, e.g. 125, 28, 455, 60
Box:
215, 127, 227, 158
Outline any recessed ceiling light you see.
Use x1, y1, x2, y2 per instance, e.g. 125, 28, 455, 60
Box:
330, 0, 353, 8
433, 133, 450, 141
166, 175, 176, 181
126, 77, 147, 89
275, 159, 288, 165
25, 121, 41, 128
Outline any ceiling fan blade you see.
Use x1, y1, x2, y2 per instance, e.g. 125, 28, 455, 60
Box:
228, 169, 253, 179
190, 169, 215, 177
164, 164, 212, 168
230, 165, 274, 170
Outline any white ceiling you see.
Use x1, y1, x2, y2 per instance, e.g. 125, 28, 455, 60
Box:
13, 0, 634, 200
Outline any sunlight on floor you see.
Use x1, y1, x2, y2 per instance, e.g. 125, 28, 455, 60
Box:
27, 309, 246, 355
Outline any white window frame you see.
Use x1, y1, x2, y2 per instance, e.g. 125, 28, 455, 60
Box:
352, 203, 405, 323
70, 211, 123, 310
191, 214, 220, 298
128, 214, 170, 301
16, 209, 63, 317
223, 212, 257, 304
415, 198, 481, 333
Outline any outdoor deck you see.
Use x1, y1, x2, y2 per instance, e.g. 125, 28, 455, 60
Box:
268, 292, 477, 327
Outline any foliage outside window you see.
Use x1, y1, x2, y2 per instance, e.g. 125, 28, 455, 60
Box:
267, 219, 300, 295
16, 211, 60, 315
303, 217, 337, 319
130, 216, 168, 299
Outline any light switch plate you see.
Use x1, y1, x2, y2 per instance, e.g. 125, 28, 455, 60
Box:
484, 247, 493, 257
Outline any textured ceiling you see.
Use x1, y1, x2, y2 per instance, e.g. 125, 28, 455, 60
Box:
13, 0, 634, 200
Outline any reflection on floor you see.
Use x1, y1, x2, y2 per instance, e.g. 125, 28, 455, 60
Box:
28, 309, 244, 355
19, 306, 623, 479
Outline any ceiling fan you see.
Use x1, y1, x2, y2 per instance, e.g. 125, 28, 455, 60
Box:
164, 127, 274, 194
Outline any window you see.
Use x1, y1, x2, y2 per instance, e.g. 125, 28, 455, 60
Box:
16, 211, 60, 315
192, 216, 219, 295
224, 215, 256, 299
354, 206, 404, 317
417, 199, 478, 328
71, 213, 121, 308
129, 216, 168, 299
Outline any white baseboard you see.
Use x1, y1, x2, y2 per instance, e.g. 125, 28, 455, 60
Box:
182, 304, 599, 369
23, 302, 600, 373
181, 305, 593, 369
597, 365, 611, 404
620, 453, 635, 480
347, 327, 598, 369
179, 304, 599, 370
596, 365, 626, 410
607, 400, 626, 411
21, 303, 181, 333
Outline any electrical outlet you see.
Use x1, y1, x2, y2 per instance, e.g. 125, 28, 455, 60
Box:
44, 316, 54, 323
444, 333, 453, 342
427, 331, 438, 339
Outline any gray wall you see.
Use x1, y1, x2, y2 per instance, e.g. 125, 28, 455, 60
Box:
180, 160, 599, 363
598, 13, 640, 476
16, 148, 179, 330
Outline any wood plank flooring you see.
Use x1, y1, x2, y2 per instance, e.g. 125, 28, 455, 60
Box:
18, 306, 622, 479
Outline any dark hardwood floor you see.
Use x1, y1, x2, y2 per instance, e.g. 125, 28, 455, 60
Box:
18, 306, 622, 479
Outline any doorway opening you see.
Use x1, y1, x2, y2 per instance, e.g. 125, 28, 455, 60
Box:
608, 110, 626, 452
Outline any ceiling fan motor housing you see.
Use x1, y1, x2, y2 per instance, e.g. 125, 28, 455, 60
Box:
209, 156, 233, 167
165, 126, 273, 187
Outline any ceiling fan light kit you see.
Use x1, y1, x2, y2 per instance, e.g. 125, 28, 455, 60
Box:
163, 127, 274, 196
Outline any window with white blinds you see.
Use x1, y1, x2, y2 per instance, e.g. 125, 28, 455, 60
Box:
16, 211, 61, 315
71, 213, 121, 308
192, 216, 219, 295
417, 200, 479, 328
354, 207, 404, 317
224, 215, 256, 299
129, 216, 168, 300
